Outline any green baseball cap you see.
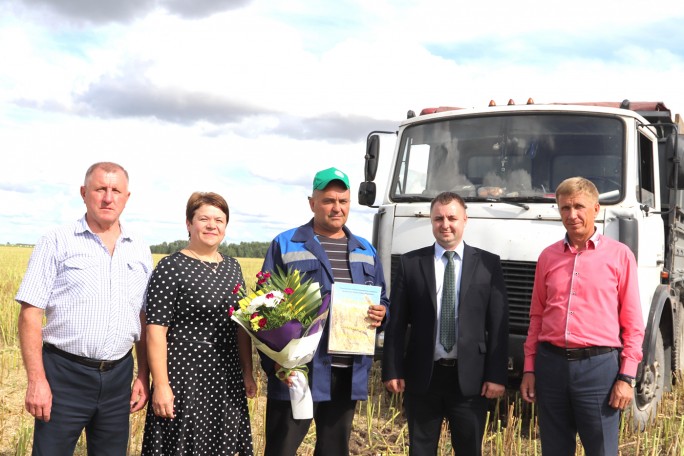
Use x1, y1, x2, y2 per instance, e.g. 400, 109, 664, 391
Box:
312, 167, 350, 191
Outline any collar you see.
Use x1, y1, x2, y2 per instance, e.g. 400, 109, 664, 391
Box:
292, 218, 365, 251
563, 228, 600, 251
76, 214, 131, 241
434, 241, 465, 261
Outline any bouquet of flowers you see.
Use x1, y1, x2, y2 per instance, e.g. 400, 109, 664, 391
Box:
230, 266, 330, 419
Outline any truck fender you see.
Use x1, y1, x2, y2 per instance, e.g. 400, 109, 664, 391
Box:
639, 284, 671, 373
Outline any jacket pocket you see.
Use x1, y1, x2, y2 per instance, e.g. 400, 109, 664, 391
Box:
361, 262, 377, 283
284, 259, 323, 283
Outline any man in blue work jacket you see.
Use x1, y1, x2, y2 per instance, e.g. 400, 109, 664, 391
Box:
261, 167, 389, 456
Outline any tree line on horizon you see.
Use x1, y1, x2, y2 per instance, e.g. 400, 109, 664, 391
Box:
2, 241, 271, 258
151, 240, 271, 259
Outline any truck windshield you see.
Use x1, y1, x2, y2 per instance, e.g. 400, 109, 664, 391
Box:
390, 113, 624, 203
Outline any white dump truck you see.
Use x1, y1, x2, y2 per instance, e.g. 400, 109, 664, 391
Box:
360, 99, 684, 426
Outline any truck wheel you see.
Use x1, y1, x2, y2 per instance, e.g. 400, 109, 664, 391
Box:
674, 309, 684, 382
631, 329, 665, 430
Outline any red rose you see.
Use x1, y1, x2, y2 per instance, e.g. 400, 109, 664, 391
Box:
228, 306, 234, 317
258, 317, 267, 328
266, 292, 274, 299
257, 277, 267, 285
263, 272, 271, 279
251, 312, 260, 319
256, 271, 263, 278
232, 284, 241, 294
284, 288, 294, 295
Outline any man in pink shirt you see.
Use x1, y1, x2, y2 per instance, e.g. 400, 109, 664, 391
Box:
520, 177, 644, 455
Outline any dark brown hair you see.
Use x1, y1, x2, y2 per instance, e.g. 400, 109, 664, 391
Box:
430, 191, 467, 211
186, 192, 230, 223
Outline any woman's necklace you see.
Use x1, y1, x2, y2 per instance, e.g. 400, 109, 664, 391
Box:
186, 249, 221, 274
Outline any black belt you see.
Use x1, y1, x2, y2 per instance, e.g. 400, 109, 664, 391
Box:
44, 343, 132, 371
541, 342, 615, 361
435, 358, 457, 367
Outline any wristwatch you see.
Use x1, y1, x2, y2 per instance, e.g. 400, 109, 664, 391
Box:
616, 374, 636, 387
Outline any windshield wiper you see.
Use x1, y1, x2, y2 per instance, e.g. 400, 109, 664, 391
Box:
489, 198, 530, 210
392, 195, 433, 203
502, 195, 555, 201
465, 196, 529, 210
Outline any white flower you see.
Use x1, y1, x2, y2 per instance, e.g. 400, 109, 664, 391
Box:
246, 290, 284, 313
263, 290, 285, 307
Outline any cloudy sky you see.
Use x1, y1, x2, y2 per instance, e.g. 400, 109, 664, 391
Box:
2, 0, 683, 246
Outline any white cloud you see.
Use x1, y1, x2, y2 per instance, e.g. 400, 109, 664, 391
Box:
1, 0, 683, 247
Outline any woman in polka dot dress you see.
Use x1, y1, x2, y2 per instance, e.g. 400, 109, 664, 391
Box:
142, 192, 256, 455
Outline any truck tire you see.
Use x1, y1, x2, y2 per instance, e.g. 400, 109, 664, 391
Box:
631, 328, 665, 430
674, 308, 684, 382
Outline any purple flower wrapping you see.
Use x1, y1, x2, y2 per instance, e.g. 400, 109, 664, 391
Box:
253, 294, 330, 352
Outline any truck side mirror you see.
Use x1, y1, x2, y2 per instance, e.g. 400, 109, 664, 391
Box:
365, 135, 381, 181
358, 181, 377, 207
667, 134, 684, 189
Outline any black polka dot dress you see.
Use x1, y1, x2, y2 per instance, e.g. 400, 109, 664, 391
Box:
141, 252, 253, 456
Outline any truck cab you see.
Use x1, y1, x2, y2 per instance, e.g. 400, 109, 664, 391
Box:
361, 99, 684, 428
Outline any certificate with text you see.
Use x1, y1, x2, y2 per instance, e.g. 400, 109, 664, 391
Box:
328, 282, 380, 355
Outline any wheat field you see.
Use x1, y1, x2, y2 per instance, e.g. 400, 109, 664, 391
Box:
1, 245, 683, 455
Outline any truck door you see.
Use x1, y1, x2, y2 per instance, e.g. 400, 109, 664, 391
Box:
636, 127, 665, 312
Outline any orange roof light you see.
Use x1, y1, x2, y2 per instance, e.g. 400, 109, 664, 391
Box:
489, 100, 496, 107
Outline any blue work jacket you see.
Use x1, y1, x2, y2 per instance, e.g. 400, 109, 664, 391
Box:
260, 219, 389, 401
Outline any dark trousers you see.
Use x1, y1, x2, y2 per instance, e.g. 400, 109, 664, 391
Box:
535, 343, 620, 456
32, 347, 133, 456
264, 367, 357, 456
404, 364, 487, 456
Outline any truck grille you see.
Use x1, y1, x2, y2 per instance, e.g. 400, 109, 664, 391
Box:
501, 260, 536, 334
390, 255, 535, 335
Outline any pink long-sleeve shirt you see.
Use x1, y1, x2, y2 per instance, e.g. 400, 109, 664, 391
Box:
523, 233, 645, 376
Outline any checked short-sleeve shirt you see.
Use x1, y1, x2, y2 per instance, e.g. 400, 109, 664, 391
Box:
15, 215, 153, 360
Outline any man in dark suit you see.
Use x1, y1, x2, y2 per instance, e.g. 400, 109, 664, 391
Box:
382, 191, 509, 456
